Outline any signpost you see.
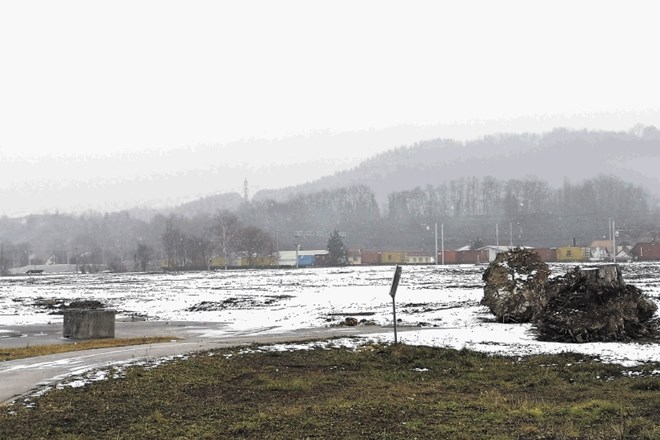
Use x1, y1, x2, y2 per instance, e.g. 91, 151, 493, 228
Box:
389, 265, 402, 343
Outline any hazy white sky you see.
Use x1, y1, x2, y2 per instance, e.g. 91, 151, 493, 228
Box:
1, 1, 659, 215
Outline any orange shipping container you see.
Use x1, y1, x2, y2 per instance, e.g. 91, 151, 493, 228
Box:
360, 250, 381, 265
440, 250, 458, 264
533, 248, 557, 262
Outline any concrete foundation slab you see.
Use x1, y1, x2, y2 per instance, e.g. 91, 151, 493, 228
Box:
63, 309, 116, 339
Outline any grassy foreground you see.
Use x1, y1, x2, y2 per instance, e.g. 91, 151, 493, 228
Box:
0, 337, 178, 362
1, 343, 659, 440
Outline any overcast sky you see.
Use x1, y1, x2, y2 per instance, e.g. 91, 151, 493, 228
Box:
1, 1, 660, 216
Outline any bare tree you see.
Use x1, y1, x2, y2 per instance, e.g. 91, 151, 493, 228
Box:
135, 242, 153, 272
212, 210, 241, 269
161, 216, 184, 269
184, 235, 212, 269
239, 225, 273, 267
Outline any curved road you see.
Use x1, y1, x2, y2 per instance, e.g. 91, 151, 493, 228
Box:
0, 321, 400, 405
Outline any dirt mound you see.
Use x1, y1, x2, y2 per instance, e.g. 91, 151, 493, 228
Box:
67, 300, 106, 309
535, 265, 659, 343
481, 248, 550, 323
32, 298, 106, 314
187, 295, 294, 312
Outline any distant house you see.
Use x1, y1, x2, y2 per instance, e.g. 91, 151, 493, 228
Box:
590, 247, 609, 261
614, 249, 633, 262
590, 239, 613, 255
589, 239, 611, 261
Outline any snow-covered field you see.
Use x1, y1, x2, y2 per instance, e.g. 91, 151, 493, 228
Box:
2, 263, 660, 366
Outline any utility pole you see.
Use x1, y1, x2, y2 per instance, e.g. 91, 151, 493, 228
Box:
509, 222, 513, 248
434, 223, 438, 266
608, 218, 613, 260
612, 220, 617, 264
496, 223, 499, 249
441, 223, 445, 265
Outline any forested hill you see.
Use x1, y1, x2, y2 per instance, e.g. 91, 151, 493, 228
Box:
252, 126, 660, 205
2, 126, 660, 273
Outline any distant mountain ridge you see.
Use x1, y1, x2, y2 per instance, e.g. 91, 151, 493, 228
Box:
251, 126, 660, 206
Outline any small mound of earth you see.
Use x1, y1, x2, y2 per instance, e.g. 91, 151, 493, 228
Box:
187, 295, 294, 312
67, 300, 105, 309
32, 298, 107, 314
331, 316, 377, 327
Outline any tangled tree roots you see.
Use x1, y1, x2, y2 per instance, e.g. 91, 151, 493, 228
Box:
481, 248, 550, 323
482, 251, 659, 342
535, 265, 659, 343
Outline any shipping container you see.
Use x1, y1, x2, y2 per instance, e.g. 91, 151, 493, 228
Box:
631, 243, 660, 261
297, 255, 315, 267
456, 249, 489, 264
556, 246, 590, 262
360, 250, 381, 265
405, 253, 434, 264
533, 248, 557, 262
380, 251, 406, 264
251, 256, 276, 267
440, 250, 458, 265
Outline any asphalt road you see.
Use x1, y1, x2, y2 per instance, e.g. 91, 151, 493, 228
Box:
0, 321, 399, 406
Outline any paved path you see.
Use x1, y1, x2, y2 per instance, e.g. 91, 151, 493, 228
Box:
0, 321, 400, 405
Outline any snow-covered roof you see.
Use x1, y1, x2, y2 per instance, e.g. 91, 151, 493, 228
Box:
277, 250, 329, 259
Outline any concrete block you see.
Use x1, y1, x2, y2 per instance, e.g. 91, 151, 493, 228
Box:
63, 309, 116, 339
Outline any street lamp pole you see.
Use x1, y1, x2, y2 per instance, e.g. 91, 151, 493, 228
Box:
612, 220, 617, 264
434, 223, 438, 266
441, 223, 445, 265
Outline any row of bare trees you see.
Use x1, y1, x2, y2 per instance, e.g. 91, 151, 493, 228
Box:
1, 175, 657, 273
161, 211, 273, 270
386, 175, 650, 223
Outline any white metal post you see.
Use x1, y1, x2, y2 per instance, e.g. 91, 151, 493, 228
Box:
441, 223, 445, 265
612, 220, 617, 264
434, 223, 438, 266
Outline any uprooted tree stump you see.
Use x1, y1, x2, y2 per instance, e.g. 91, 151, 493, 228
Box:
482, 252, 659, 342
481, 248, 550, 323
535, 264, 659, 343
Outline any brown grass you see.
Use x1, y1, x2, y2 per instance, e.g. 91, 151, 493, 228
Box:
0, 337, 179, 362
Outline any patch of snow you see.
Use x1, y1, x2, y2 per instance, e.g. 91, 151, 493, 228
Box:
2, 264, 659, 368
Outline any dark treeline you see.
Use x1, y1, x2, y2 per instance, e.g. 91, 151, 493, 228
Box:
0, 174, 657, 272
246, 175, 656, 252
